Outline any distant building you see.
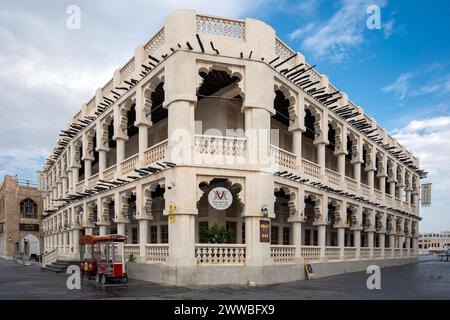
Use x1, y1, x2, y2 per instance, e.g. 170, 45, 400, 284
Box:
0, 175, 43, 259
419, 231, 450, 252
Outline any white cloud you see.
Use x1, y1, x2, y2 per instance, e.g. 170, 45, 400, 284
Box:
392, 116, 450, 232
381, 72, 412, 100
382, 19, 394, 39
381, 63, 450, 101
288, 23, 316, 41
289, 0, 387, 63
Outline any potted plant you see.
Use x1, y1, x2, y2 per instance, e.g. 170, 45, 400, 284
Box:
199, 224, 232, 243
128, 253, 136, 262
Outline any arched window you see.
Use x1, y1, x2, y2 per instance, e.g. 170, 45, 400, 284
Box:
20, 198, 38, 219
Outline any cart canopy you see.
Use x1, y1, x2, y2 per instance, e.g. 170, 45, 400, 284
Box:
79, 234, 127, 245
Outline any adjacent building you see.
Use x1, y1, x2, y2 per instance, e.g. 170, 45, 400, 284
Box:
419, 231, 450, 252
0, 175, 43, 259
39, 10, 425, 285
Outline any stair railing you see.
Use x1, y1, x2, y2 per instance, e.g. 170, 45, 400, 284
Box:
41, 248, 58, 267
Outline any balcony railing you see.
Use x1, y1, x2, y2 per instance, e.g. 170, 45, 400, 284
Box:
194, 135, 246, 161
144, 140, 168, 166
195, 244, 246, 265
270, 245, 296, 264
373, 248, 383, 259
344, 247, 357, 260
88, 173, 98, 188
301, 245, 320, 262
360, 247, 370, 259
302, 159, 321, 179
271, 145, 296, 170
375, 189, 383, 201
361, 183, 371, 197
325, 246, 341, 260
325, 169, 341, 186
345, 177, 357, 193
145, 244, 169, 263
121, 154, 139, 175
386, 195, 393, 205
124, 244, 140, 260
75, 181, 84, 193
196, 14, 245, 39
103, 164, 116, 181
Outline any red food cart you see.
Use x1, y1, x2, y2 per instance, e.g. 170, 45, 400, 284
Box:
79, 234, 128, 285
79, 235, 97, 279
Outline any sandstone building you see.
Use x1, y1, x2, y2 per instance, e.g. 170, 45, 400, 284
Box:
0, 175, 43, 259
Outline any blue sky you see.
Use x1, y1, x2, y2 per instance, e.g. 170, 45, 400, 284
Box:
0, 0, 449, 232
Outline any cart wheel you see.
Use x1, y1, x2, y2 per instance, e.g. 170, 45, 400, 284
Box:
95, 273, 100, 284
101, 274, 107, 285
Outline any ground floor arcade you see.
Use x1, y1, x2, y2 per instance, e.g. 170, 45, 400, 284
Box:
42, 167, 419, 284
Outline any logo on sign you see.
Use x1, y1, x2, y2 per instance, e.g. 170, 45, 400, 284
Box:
208, 187, 233, 210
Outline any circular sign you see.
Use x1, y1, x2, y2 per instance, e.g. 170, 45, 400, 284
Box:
208, 187, 233, 210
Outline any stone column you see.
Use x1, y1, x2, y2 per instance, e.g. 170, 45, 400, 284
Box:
379, 175, 386, 198
353, 161, 362, 189
405, 189, 411, 205
72, 228, 80, 260
62, 176, 68, 196
135, 84, 151, 167
82, 133, 93, 184
405, 237, 411, 256
389, 234, 395, 257
337, 152, 346, 184
338, 227, 345, 260
291, 221, 302, 260
292, 129, 304, 173
84, 159, 92, 182
117, 223, 126, 236
399, 235, 405, 256
354, 229, 361, 259
318, 224, 326, 259
367, 231, 374, 258
138, 219, 149, 262
116, 139, 126, 167
316, 143, 326, 178
378, 233, 385, 258
367, 169, 375, 194
97, 149, 107, 178
412, 237, 418, 256
67, 168, 73, 191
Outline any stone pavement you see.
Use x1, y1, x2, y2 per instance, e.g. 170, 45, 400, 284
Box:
0, 256, 448, 300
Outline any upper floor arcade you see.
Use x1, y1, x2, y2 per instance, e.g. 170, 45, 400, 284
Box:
38, 10, 424, 217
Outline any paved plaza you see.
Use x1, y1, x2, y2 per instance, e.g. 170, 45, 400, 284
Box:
0, 256, 448, 300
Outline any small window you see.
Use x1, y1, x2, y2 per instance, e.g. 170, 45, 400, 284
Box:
20, 198, 38, 219
226, 221, 237, 243
305, 229, 311, 245
150, 225, 157, 244
132, 227, 138, 244
161, 225, 168, 243
271, 226, 279, 245
282, 227, 290, 245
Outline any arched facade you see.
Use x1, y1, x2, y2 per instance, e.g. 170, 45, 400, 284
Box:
39, 10, 423, 286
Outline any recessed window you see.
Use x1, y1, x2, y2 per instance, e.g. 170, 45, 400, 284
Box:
20, 198, 38, 219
